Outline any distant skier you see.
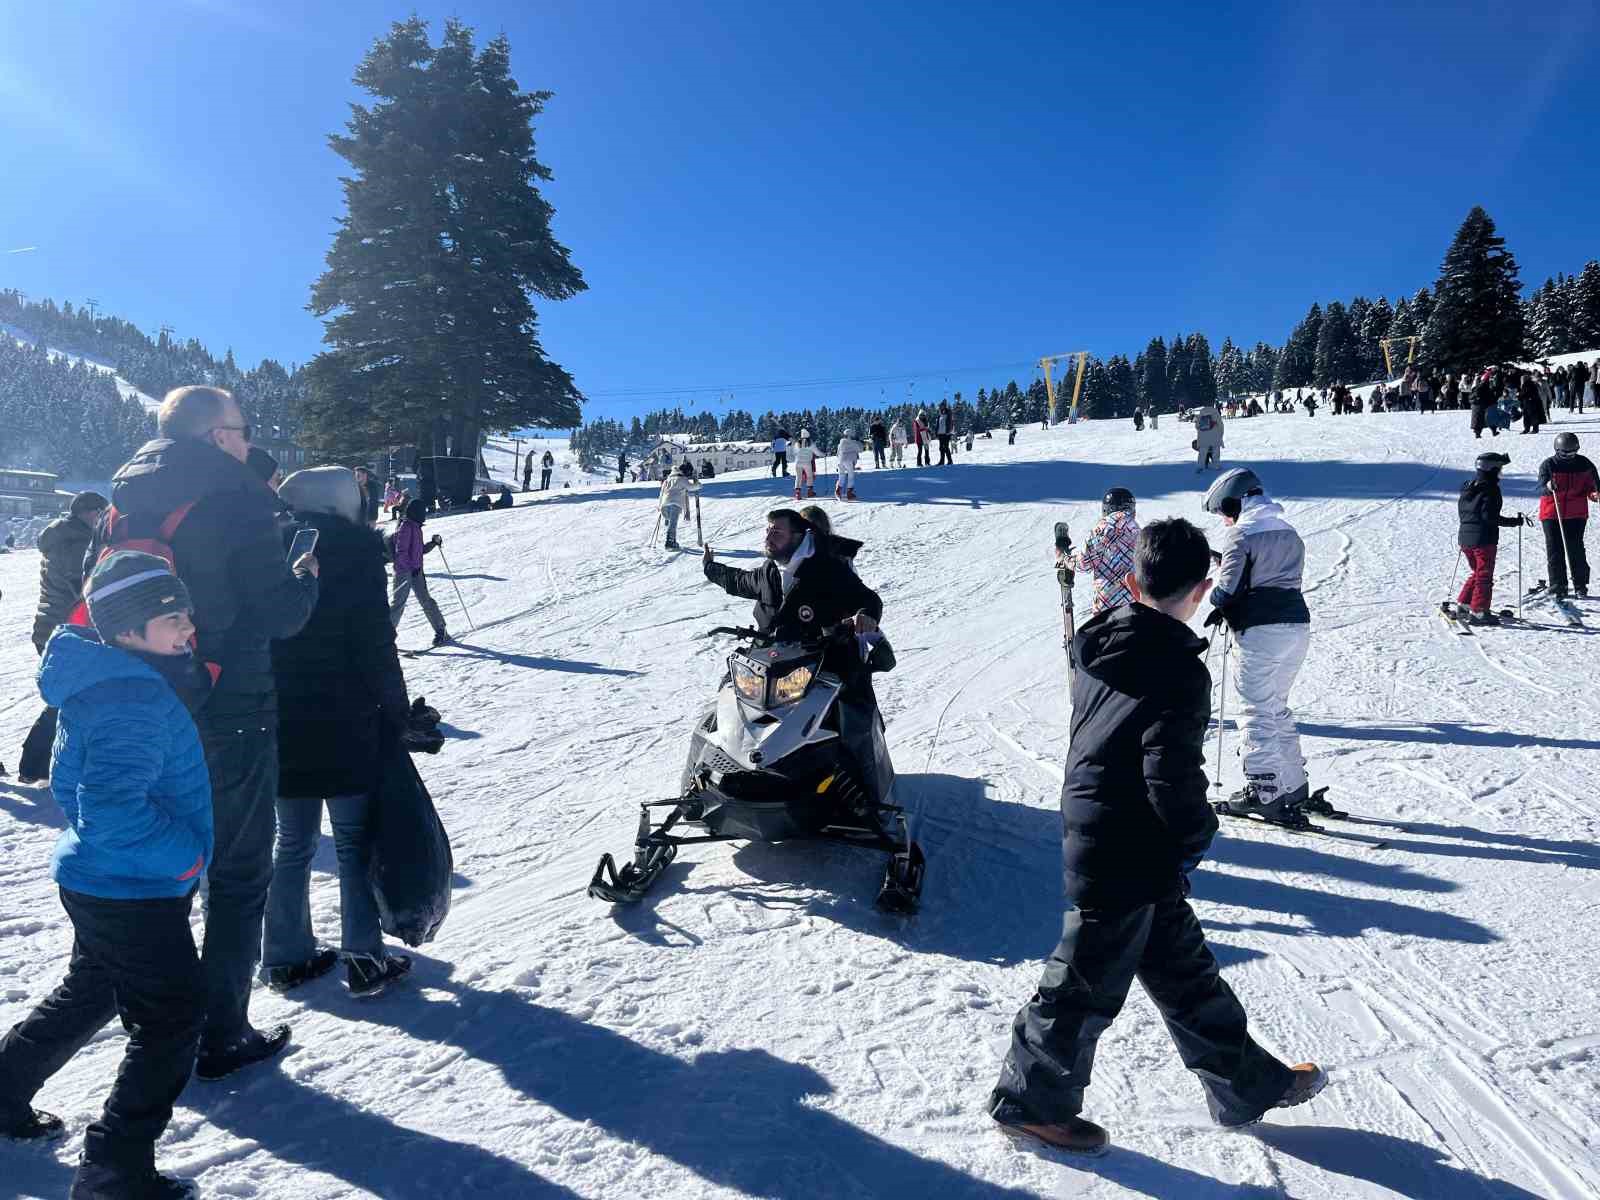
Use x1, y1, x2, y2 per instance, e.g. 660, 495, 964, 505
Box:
522, 453, 534, 492
836, 430, 863, 501
870, 418, 888, 469
540, 450, 554, 490
658, 461, 699, 551
771, 430, 790, 478
389, 499, 450, 647
913, 409, 931, 466
888, 419, 907, 467
1538, 432, 1599, 598
617, 449, 629, 484
1203, 469, 1315, 822
1455, 452, 1527, 624
1192, 404, 1223, 471
792, 431, 818, 500
1007, 421, 1017, 445
935, 401, 954, 465
1067, 489, 1140, 615
989, 518, 1325, 1155
1132, 408, 1144, 432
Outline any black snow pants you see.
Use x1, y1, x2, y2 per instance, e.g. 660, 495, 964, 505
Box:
0, 888, 202, 1172
1543, 516, 1589, 594
991, 892, 1292, 1126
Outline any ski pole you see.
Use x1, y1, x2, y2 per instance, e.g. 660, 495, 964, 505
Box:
649, 507, 663, 548
1517, 517, 1523, 620
695, 493, 704, 548
1214, 632, 1230, 795
434, 544, 477, 632
1443, 547, 1462, 606
1548, 482, 1576, 593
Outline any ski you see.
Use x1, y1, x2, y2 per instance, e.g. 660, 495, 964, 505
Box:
1054, 522, 1076, 686
1212, 805, 1389, 849
1302, 788, 1410, 830
1437, 601, 1473, 635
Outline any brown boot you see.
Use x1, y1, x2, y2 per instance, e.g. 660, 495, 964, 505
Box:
993, 1109, 1109, 1156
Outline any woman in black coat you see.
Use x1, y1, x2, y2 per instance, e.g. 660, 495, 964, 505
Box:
263, 467, 414, 997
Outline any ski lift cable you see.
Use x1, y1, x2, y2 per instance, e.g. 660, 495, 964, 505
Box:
584, 358, 1039, 401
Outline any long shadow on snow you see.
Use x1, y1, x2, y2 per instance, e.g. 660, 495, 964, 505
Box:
712, 775, 1481, 963
1252, 1124, 1550, 1199
463, 455, 1455, 515
4, 1143, 74, 1199
430, 640, 643, 677
193, 1052, 585, 1198
326, 954, 1045, 1200
0, 782, 65, 830
1300, 719, 1600, 754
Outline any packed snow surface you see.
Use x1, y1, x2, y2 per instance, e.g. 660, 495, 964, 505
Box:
3, 406, 1598, 1199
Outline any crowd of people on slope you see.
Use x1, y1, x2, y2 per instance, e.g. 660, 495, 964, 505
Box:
0, 386, 456, 1199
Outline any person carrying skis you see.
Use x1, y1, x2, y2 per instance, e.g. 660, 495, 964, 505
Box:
836, 430, 863, 501
389, 499, 450, 646
1537, 432, 1599, 598
1203, 469, 1315, 823
792, 431, 819, 500
1455, 452, 1528, 624
658, 461, 699, 550
1067, 489, 1140, 615
989, 518, 1324, 1155
888, 419, 907, 466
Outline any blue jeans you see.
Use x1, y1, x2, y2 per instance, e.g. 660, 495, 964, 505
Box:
262, 792, 383, 967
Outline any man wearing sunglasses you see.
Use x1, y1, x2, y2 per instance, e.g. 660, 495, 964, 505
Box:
93, 386, 320, 1081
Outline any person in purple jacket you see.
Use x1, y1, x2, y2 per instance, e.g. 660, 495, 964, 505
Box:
388, 499, 450, 647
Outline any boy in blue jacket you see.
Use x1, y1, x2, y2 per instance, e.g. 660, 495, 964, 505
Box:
0, 552, 213, 1200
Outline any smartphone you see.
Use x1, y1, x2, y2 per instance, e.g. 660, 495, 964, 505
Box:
286, 526, 319, 562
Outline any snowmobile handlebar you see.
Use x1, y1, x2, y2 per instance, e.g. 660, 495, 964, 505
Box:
701, 622, 854, 648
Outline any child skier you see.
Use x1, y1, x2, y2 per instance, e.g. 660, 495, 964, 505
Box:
0, 552, 213, 1199
792, 431, 818, 499
1202, 469, 1315, 822
1537, 432, 1599, 598
1455, 452, 1527, 624
1067, 488, 1140, 615
836, 430, 863, 501
989, 519, 1324, 1154
389, 499, 450, 646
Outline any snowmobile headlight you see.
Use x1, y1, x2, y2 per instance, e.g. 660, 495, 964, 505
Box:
731, 660, 766, 706
769, 664, 814, 707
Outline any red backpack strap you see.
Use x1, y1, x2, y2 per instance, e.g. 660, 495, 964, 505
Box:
158, 501, 196, 542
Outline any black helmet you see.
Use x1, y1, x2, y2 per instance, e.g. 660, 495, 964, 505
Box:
1554, 432, 1579, 457
1102, 487, 1135, 516
1474, 451, 1510, 474
1201, 467, 1263, 515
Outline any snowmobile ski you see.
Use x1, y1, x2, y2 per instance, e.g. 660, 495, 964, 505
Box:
1437, 601, 1474, 635
1212, 805, 1390, 849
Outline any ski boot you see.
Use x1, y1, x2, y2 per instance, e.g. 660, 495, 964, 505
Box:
1297, 785, 1337, 817
793, 488, 802, 500
1469, 609, 1500, 626
1216, 782, 1311, 828
806, 486, 817, 498
846, 488, 858, 501
834, 486, 844, 500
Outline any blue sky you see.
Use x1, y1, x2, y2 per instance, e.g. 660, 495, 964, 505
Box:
2, 0, 1596, 423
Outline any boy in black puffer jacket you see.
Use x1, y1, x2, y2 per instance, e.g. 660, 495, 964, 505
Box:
989, 518, 1324, 1156
1455, 452, 1528, 623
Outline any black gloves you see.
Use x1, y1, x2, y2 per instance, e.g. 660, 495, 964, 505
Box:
1203, 608, 1226, 628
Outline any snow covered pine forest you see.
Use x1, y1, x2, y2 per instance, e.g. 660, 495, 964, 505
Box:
3, 402, 1598, 1199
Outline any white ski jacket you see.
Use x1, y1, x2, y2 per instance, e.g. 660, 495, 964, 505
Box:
837, 437, 863, 468
658, 473, 699, 511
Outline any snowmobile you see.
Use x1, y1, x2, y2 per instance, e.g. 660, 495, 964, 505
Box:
589, 623, 925, 913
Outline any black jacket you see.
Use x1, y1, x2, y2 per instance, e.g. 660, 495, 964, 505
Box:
1457, 476, 1520, 548
703, 538, 882, 640
102, 437, 319, 719
1059, 604, 1217, 910
32, 513, 95, 651
272, 512, 409, 798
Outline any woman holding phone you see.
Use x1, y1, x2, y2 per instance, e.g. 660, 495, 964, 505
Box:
262, 467, 415, 997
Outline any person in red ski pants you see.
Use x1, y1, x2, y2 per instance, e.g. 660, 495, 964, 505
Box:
1455, 452, 1528, 625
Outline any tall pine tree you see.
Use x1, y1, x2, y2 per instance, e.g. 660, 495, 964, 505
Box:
1421, 206, 1524, 373
305, 17, 586, 459
1138, 337, 1169, 412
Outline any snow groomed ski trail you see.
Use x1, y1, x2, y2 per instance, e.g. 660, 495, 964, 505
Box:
2, 411, 1597, 1199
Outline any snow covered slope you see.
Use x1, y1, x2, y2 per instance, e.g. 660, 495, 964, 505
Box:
2, 406, 1598, 1199
1, 322, 161, 412
482, 434, 613, 491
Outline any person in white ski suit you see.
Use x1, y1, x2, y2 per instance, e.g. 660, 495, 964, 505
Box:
792, 432, 819, 499
1203, 469, 1313, 819
888, 421, 907, 466
1069, 502, 1140, 615
1193, 405, 1224, 471
836, 431, 863, 500
657, 462, 699, 550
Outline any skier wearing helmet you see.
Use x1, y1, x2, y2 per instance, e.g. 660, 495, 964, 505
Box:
1066, 489, 1141, 615
1454, 452, 1529, 624
1537, 432, 1600, 598
1201, 469, 1316, 824
1192, 404, 1224, 471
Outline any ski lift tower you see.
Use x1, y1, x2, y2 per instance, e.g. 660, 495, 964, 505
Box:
1039, 351, 1089, 425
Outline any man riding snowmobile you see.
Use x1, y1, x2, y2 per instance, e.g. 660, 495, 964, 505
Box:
589, 509, 922, 910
